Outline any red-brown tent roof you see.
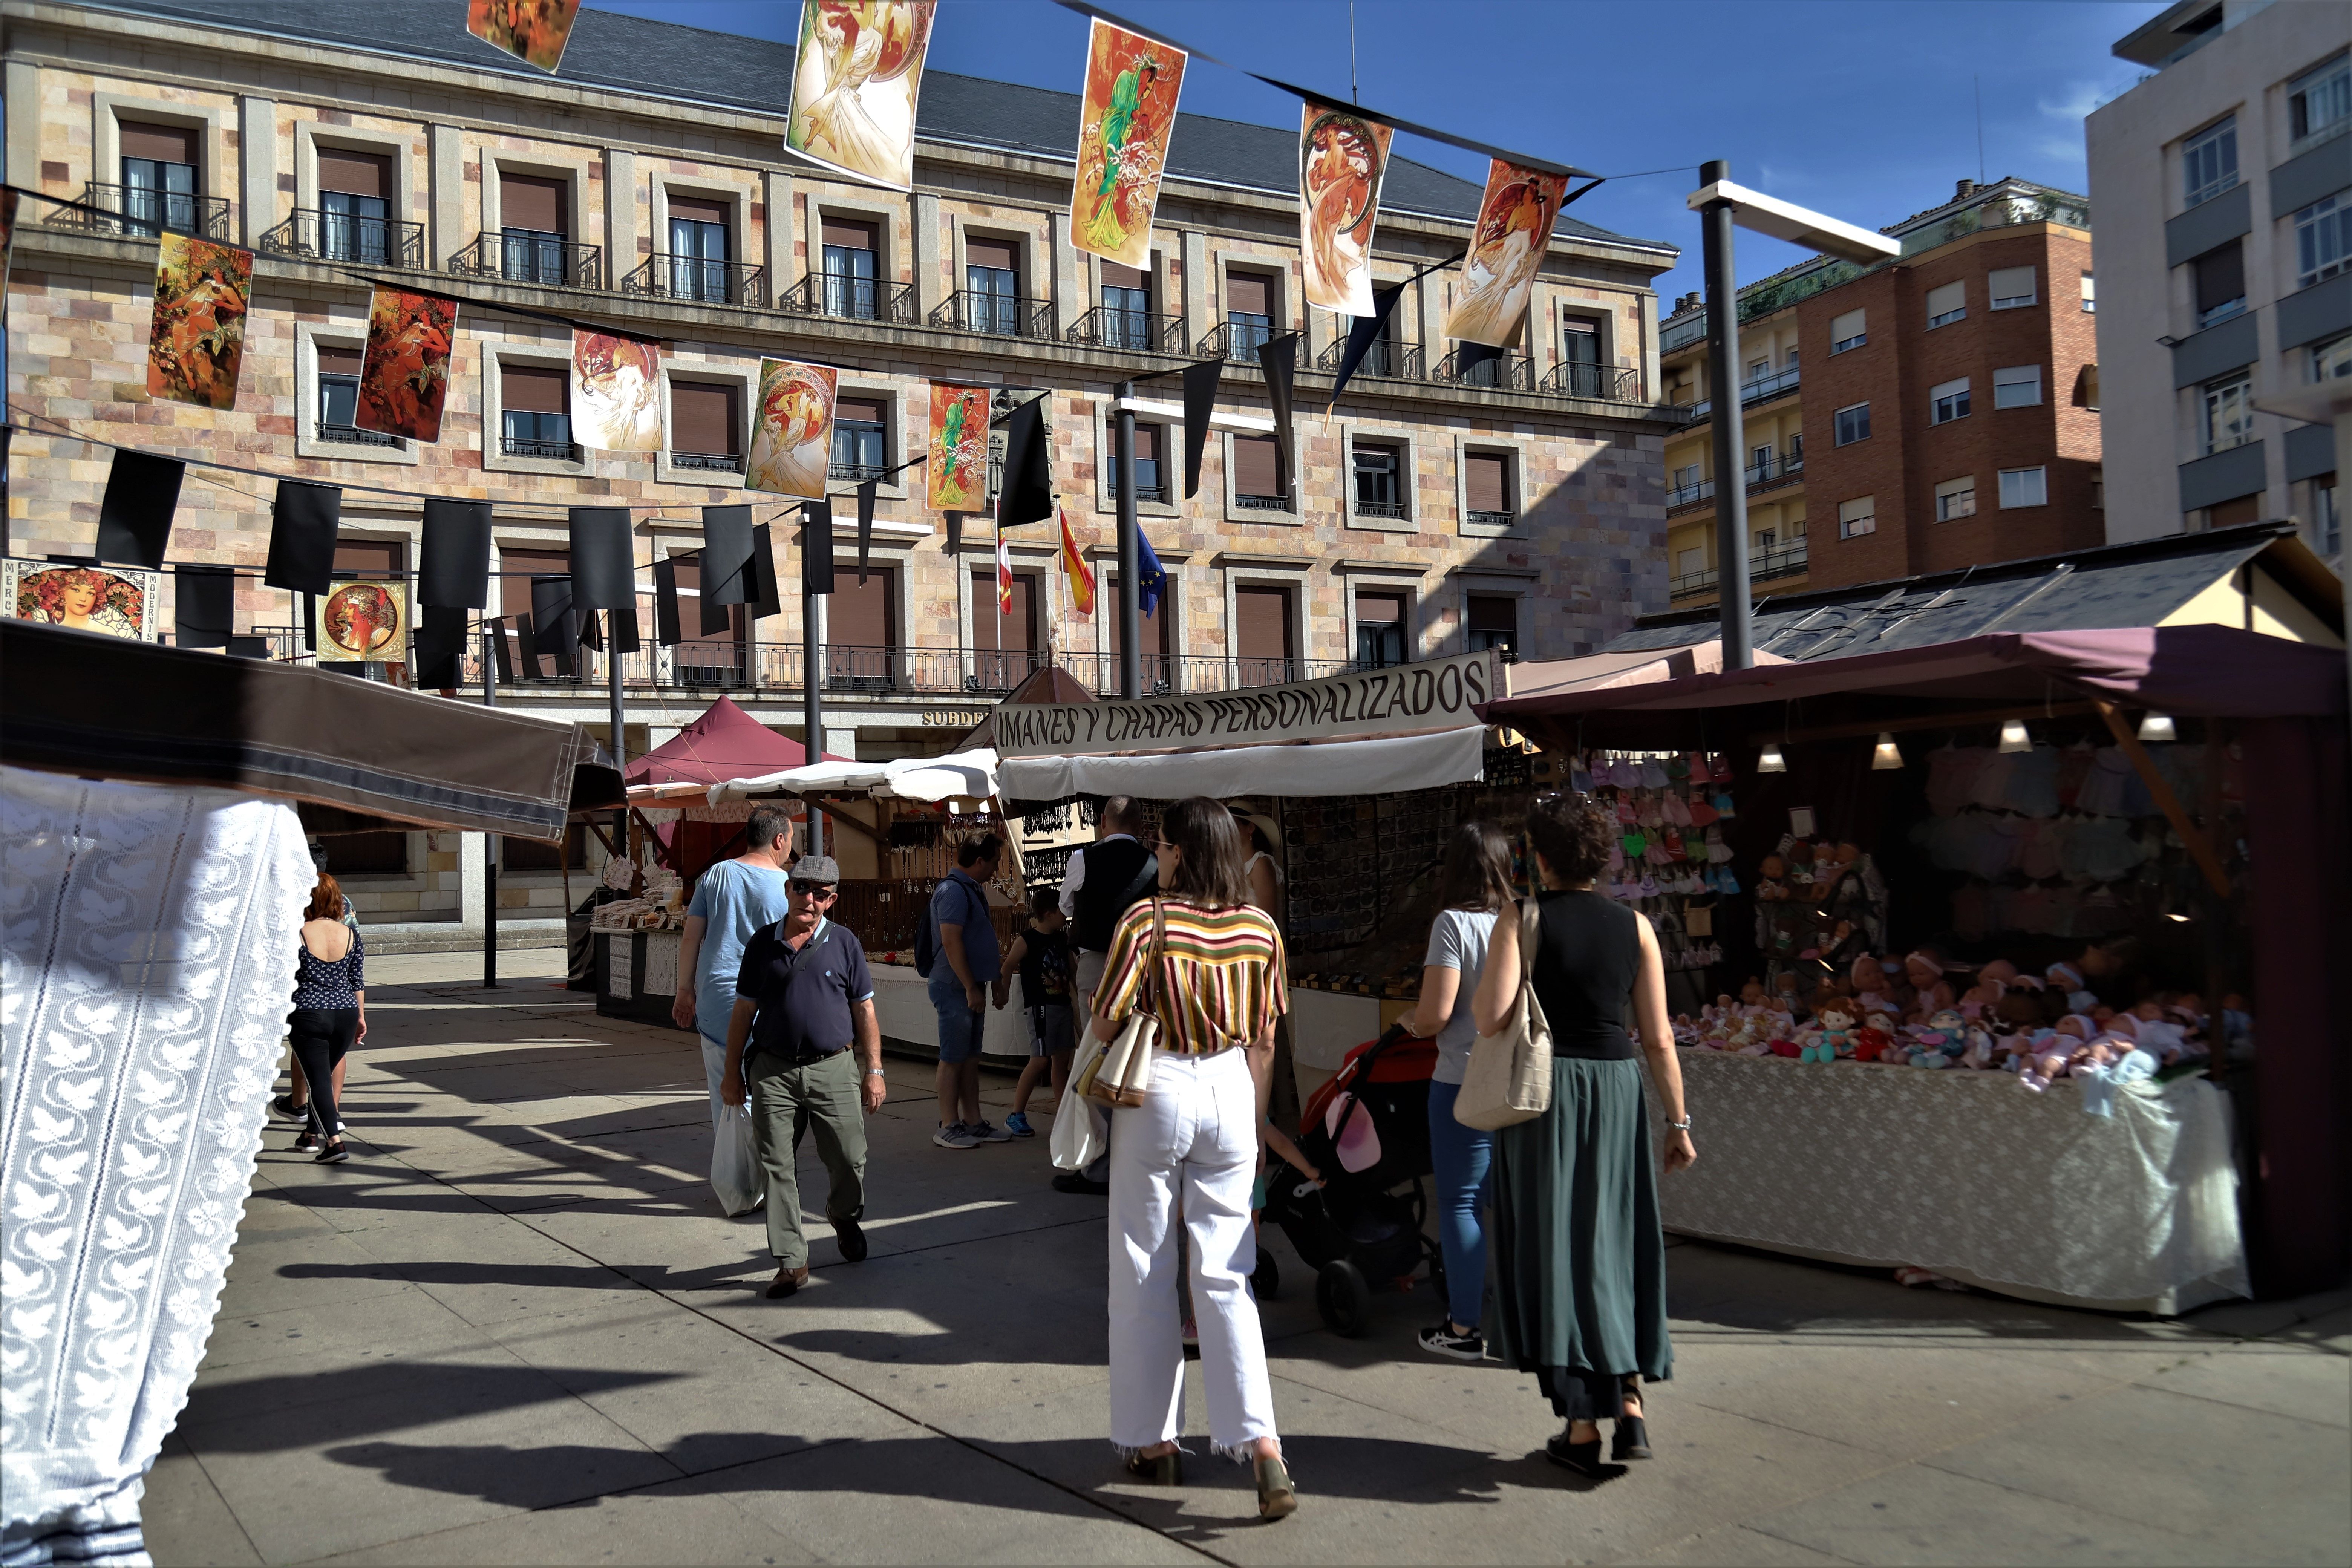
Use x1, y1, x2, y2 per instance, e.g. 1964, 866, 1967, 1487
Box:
624, 696, 846, 787
950, 664, 1095, 750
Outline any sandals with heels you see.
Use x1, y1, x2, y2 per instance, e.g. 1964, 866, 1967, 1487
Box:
1614, 1379, 1652, 1461
1254, 1451, 1297, 1521
1122, 1448, 1182, 1486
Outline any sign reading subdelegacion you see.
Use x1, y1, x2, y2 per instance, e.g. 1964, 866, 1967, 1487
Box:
995, 651, 1501, 758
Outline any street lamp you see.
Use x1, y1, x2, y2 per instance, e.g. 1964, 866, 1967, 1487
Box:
1688, 162, 1899, 669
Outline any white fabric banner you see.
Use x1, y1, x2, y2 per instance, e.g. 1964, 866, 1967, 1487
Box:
996, 724, 1488, 802
1657, 1049, 2248, 1312
2, 766, 312, 1554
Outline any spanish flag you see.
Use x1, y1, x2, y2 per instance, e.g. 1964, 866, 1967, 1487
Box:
1059, 507, 1096, 617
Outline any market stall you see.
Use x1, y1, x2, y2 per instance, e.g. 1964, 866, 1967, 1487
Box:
1482, 623, 2349, 1305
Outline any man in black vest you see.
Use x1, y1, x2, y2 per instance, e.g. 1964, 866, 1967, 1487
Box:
1052, 796, 1156, 1193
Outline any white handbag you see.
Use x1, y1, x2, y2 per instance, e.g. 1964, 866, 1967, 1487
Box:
1050, 1034, 1111, 1171
1081, 899, 1165, 1110
1454, 898, 1554, 1130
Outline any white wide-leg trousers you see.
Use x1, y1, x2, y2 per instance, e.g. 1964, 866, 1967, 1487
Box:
1106, 1045, 1278, 1458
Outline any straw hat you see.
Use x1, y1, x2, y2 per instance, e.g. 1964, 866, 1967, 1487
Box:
1225, 802, 1282, 854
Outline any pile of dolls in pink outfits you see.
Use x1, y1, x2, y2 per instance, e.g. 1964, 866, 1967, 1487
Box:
1672, 944, 2244, 1112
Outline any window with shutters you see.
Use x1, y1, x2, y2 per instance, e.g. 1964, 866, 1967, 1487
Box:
1352, 439, 1406, 519
823, 216, 882, 318
1466, 594, 1517, 657
831, 396, 889, 481
1831, 308, 1866, 353
666, 194, 731, 302
1232, 584, 1295, 686
669, 379, 742, 471
2193, 240, 2246, 326
1105, 571, 1179, 692
971, 568, 1038, 690
1934, 475, 1976, 522
1225, 268, 1276, 356
2182, 113, 2237, 207
316, 147, 393, 264
666, 550, 746, 686
965, 236, 1021, 334
117, 119, 199, 236
1834, 402, 1871, 446
1838, 496, 1876, 539
1464, 451, 1515, 527
1988, 266, 2037, 309
1998, 467, 2048, 508
1230, 434, 1289, 511
1105, 422, 1167, 502
1930, 377, 1971, 425
824, 565, 896, 687
1101, 260, 1154, 349
1925, 280, 1966, 328
1993, 365, 2043, 408
497, 172, 569, 284
311, 341, 404, 452
499, 363, 574, 459
1353, 590, 1409, 669
1559, 317, 1604, 396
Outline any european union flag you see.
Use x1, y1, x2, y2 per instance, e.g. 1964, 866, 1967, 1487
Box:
1137, 528, 1167, 619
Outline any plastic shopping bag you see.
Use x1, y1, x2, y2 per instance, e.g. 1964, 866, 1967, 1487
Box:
1052, 1034, 1112, 1171
701, 1035, 764, 1215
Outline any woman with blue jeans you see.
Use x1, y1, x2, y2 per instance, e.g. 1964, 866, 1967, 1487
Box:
1397, 821, 1511, 1360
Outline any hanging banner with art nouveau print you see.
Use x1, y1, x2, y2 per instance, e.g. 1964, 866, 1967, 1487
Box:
467, 0, 583, 72
1298, 105, 1392, 317
317, 579, 409, 664
570, 328, 662, 453
354, 285, 458, 442
746, 357, 839, 501
926, 381, 991, 511
786, 0, 937, 191
146, 233, 252, 411
1069, 17, 1185, 269
1442, 159, 1569, 348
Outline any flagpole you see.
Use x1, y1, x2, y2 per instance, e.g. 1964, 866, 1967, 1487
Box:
1115, 378, 1140, 700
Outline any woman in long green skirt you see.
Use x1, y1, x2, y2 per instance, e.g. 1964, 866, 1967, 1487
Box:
1473, 793, 1695, 1476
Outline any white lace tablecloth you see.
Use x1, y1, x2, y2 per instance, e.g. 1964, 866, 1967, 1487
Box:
2, 766, 311, 1562
1661, 1049, 2249, 1313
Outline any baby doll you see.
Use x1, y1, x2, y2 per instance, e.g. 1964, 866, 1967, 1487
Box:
2124, 1001, 2193, 1066
2072, 1018, 2162, 1116
1903, 951, 1958, 1024
1801, 1003, 1856, 1065
2046, 961, 2097, 1014
2019, 1013, 2099, 1091
1957, 1015, 2001, 1070
1739, 977, 1770, 1010
1958, 976, 2005, 1021
1849, 954, 1894, 1013
1771, 969, 1813, 1024
1756, 854, 1789, 901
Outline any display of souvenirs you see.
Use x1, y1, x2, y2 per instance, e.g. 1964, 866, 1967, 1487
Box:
1754, 831, 1888, 986
1556, 748, 1740, 974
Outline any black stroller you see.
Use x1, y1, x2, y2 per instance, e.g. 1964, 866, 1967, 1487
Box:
1260, 1025, 1443, 1337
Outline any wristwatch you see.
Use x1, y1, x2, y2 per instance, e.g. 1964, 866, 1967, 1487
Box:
864, 1068, 887, 1078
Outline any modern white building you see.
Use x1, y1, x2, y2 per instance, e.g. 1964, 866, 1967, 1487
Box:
2086, 0, 2348, 562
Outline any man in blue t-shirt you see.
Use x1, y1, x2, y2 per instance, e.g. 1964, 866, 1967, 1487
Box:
720, 856, 882, 1298
675, 805, 795, 1214
925, 831, 1009, 1150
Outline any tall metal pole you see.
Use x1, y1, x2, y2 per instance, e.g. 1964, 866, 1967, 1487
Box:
607, 617, 628, 877
481, 618, 499, 989
802, 569, 825, 859
1115, 380, 1141, 699
1701, 158, 1755, 671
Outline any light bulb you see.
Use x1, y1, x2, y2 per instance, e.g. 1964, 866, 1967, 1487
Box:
1997, 718, 2032, 753
1870, 732, 1904, 770
2138, 713, 2177, 743
1757, 742, 1787, 773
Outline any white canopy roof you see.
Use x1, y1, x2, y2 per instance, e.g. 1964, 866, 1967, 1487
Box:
708, 748, 1000, 807
995, 725, 1488, 801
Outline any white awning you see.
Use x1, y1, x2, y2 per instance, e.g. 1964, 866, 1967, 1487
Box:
709, 748, 1000, 807
995, 725, 1488, 801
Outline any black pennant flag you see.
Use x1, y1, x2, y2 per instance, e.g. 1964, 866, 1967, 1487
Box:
414, 605, 468, 688
96, 450, 184, 571
510, 611, 541, 680
701, 505, 755, 606
747, 524, 783, 620
487, 616, 515, 684
567, 507, 635, 611
419, 499, 493, 608
173, 563, 236, 649
856, 480, 877, 586
802, 500, 835, 595
1257, 333, 1299, 501
266, 482, 342, 594
997, 395, 1054, 525
1181, 358, 1222, 499
606, 606, 642, 654
652, 555, 683, 646
945, 511, 964, 559
1328, 282, 1406, 410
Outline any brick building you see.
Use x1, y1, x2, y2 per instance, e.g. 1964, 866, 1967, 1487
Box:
1659, 177, 2102, 603
2, 0, 1680, 944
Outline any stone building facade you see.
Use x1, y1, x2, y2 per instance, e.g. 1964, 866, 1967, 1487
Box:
4, 0, 1680, 942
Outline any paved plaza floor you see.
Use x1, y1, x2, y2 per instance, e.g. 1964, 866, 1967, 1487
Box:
148, 948, 2350, 1566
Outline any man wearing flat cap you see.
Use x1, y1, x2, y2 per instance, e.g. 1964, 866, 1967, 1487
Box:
721, 855, 885, 1298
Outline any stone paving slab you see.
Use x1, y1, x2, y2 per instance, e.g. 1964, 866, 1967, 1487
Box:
138, 949, 2352, 1567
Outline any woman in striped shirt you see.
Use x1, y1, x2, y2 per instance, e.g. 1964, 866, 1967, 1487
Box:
1089, 796, 1295, 1521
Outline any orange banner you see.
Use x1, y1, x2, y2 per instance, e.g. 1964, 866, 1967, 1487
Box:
1443, 159, 1569, 349
1069, 17, 1185, 269
147, 233, 251, 411
926, 382, 990, 511
1299, 106, 1392, 317
467, 0, 582, 72
355, 286, 457, 443
746, 358, 839, 501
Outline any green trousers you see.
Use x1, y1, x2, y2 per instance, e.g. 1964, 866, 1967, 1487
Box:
748, 1049, 868, 1267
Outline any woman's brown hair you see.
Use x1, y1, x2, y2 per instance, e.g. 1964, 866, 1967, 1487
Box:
1524, 793, 1617, 887
305, 872, 345, 923
1158, 795, 1251, 908
1435, 820, 1515, 913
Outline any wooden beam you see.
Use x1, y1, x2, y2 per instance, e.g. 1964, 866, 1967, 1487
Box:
2095, 700, 2229, 899
802, 794, 883, 845
1748, 701, 2102, 747
585, 820, 619, 858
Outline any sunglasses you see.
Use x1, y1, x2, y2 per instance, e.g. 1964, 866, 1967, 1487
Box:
789, 880, 837, 898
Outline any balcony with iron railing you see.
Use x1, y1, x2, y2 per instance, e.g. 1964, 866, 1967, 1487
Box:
315, 420, 404, 450
1668, 540, 1811, 599
1314, 336, 1424, 381
672, 451, 743, 474
1465, 509, 1518, 530
54, 182, 233, 240
1668, 478, 1715, 510
827, 459, 891, 484
1197, 321, 1300, 364
1432, 349, 1535, 391
620, 253, 767, 308
1066, 306, 1185, 354
932, 290, 1056, 340
1660, 311, 1710, 354
259, 208, 426, 269
1353, 495, 1409, 520
777, 272, 919, 324
448, 232, 605, 290
1540, 361, 1642, 401
1747, 447, 1805, 493
1663, 363, 1803, 427
501, 433, 582, 462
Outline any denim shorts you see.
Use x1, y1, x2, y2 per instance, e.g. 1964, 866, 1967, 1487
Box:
930, 972, 986, 1064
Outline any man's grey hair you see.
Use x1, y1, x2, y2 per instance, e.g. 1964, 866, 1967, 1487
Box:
1099, 795, 1138, 833
746, 805, 795, 853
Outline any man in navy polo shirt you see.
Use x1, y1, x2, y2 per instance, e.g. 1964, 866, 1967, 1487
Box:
720, 855, 884, 1299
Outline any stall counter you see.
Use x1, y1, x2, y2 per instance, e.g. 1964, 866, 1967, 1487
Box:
595, 928, 683, 1025
869, 963, 1034, 1059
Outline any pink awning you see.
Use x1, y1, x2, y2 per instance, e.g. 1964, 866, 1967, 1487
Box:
623, 696, 847, 787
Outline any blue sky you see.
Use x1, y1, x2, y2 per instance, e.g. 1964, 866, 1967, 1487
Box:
590, 0, 2168, 302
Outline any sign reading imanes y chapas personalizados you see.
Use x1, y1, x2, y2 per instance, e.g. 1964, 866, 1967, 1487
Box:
995, 651, 1502, 758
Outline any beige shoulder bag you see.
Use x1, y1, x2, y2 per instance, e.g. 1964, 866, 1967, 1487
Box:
1454, 899, 1554, 1130
1082, 898, 1164, 1110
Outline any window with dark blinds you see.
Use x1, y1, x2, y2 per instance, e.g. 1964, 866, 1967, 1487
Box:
315, 345, 364, 377
669, 381, 739, 454
823, 217, 879, 253
1225, 272, 1271, 317
1235, 586, 1293, 664
501, 364, 567, 414
1465, 453, 1510, 513
826, 567, 894, 648
1231, 434, 1281, 498
316, 147, 389, 198
119, 121, 197, 164
965, 238, 1018, 274
500, 175, 565, 234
